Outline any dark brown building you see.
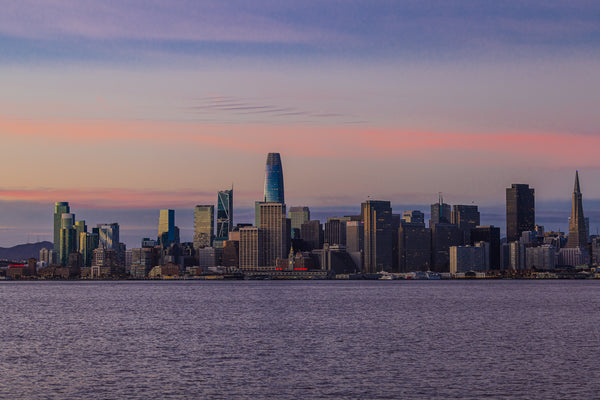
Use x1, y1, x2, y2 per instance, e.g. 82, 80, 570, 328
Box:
222, 240, 240, 267
398, 222, 431, 272
324, 218, 347, 246
470, 225, 501, 270
431, 223, 463, 272
301, 220, 324, 250
506, 184, 535, 242
451, 205, 480, 243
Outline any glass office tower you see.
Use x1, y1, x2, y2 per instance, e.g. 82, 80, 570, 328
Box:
263, 152, 284, 204
217, 189, 233, 241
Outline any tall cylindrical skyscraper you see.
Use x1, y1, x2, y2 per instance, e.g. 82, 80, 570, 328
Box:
263, 152, 284, 204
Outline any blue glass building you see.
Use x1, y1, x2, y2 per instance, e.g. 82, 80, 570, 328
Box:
263, 152, 285, 204
217, 189, 233, 240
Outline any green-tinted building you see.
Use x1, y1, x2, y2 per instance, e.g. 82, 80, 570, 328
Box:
289, 206, 310, 239
53, 202, 70, 252
217, 189, 233, 241
80, 231, 100, 268
74, 220, 87, 251
59, 213, 76, 265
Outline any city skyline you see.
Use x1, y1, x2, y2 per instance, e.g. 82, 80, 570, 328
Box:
1, 170, 600, 248
2, 2, 600, 245
20, 154, 594, 275
3, 4, 600, 399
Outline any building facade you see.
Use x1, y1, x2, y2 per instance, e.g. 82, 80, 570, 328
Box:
217, 189, 233, 242
289, 206, 310, 239
431, 223, 463, 272
565, 171, 588, 249
301, 220, 324, 251
239, 227, 265, 269
430, 199, 451, 226
398, 222, 431, 272
451, 205, 480, 242
402, 210, 425, 225
362, 200, 393, 273
259, 202, 290, 267
158, 209, 176, 246
194, 205, 215, 249
53, 202, 70, 252
263, 152, 284, 203
449, 246, 486, 273
324, 217, 348, 246
470, 225, 501, 270
346, 221, 364, 253
506, 184, 535, 243
97, 223, 120, 251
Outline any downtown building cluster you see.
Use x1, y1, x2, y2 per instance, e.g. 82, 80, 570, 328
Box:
10, 153, 600, 280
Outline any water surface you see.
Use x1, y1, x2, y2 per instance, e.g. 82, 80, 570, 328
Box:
1, 280, 599, 399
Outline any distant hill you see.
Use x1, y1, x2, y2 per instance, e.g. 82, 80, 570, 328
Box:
0, 241, 53, 262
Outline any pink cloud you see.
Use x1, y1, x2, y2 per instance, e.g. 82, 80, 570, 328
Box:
2, 115, 599, 168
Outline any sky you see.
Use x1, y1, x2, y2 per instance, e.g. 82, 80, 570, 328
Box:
1, 1, 600, 247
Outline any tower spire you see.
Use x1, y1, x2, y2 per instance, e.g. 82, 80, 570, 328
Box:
566, 171, 587, 249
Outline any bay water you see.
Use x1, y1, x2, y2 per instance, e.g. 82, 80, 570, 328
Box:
1, 280, 599, 399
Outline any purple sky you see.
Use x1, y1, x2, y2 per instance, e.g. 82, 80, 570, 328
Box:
1, 1, 600, 246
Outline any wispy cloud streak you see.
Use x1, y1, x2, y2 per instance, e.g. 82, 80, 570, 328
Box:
188, 96, 361, 125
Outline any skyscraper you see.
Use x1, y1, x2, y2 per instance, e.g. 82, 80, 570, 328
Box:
431, 223, 463, 272
53, 202, 70, 252
430, 196, 451, 226
325, 218, 348, 246
346, 221, 364, 253
470, 225, 501, 270
80, 231, 99, 268
362, 200, 393, 273
158, 209, 176, 246
566, 171, 587, 249
259, 202, 290, 267
74, 220, 87, 251
194, 205, 214, 249
451, 205, 480, 242
217, 189, 233, 241
301, 220, 324, 250
239, 227, 265, 269
59, 213, 76, 265
263, 152, 284, 203
97, 223, 120, 251
289, 206, 310, 239
506, 184, 535, 242
398, 221, 431, 272
402, 210, 425, 224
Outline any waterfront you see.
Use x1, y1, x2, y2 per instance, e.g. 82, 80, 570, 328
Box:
1, 280, 600, 399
